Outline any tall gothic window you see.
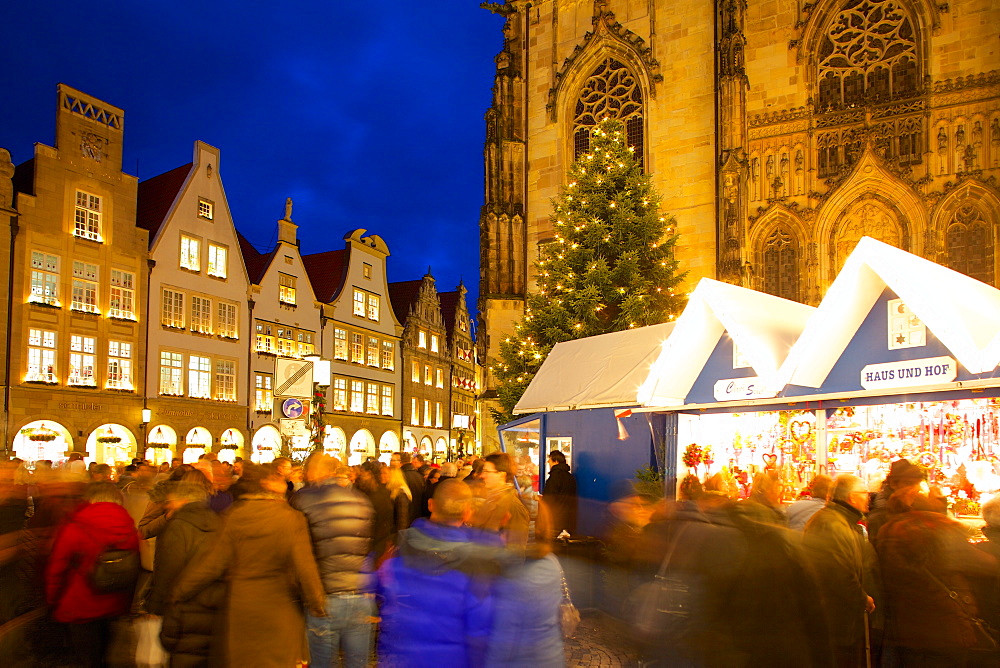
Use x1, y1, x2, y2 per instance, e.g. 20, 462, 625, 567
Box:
817, 0, 918, 112
573, 58, 644, 164
947, 204, 995, 286
761, 227, 800, 302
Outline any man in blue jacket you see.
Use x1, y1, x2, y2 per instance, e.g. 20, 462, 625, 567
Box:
377, 479, 508, 667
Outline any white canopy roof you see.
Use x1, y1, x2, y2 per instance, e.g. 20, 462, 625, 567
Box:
637, 278, 816, 407
784, 236, 1000, 388
513, 322, 675, 414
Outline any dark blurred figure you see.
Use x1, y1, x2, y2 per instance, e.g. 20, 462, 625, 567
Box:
148, 473, 224, 667
867, 458, 926, 550
971, 496, 1000, 667
788, 474, 832, 531
803, 474, 877, 667
356, 460, 395, 561
89, 463, 114, 483
599, 490, 658, 616
485, 505, 565, 667
208, 460, 234, 513
421, 467, 442, 518
384, 465, 413, 533
878, 491, 998, 666
542, 450, 578, 538
273, 456, 295, 499
172, 463, 325, 667
740, 470, 787, 526
377, 479, 503, 667
0, 459, 28, 625
470, 452, 531, 549
139, 465, 205, 539
44, 482, 140, 667
292, 453, 375, 668
398, 452, 426, 523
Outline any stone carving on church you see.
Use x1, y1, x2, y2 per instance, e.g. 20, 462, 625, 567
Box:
833, 200, 904, 272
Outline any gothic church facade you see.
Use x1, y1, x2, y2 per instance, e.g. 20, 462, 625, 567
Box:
478, 0, 999, 441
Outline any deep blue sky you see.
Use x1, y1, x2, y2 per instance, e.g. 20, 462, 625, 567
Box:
1, 1, 503, 301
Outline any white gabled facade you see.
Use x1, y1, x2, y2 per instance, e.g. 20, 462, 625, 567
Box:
141, 141, 250, 463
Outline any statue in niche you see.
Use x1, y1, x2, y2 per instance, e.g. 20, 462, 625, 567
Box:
794, 150, 805, 195
284, 197, 293, 221
956, 125, 966, 148
991, 118, 1000, 167
963, 144, 978, 172
937, 127, 949, 174
779, 153, 789, 197
972, 121, 983, 147
771, 176, 783, 199
723, 172, 738, 225
751, 157, 760, 199
766, 154, 775, 182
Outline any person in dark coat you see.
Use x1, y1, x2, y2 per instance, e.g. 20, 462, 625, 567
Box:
542, 450, 578, 537
866, 458, 926, 550
377, 479, 505, 667
803, 474, 877, 666
398, 452, 425, 524
45, 482, 140, 667
291, 453, 375, 668
356, 461, 395, 562
787, 474, 832, 531
172, 464, 326, 668
740, 470, 787, 526
149, 476, 224, 667
972, 497, 1000, 667
878, 491, 998, 665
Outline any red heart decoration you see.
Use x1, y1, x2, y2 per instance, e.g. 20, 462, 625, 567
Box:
763, 453, 778, 468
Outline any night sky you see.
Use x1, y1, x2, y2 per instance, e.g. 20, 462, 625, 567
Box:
1, 1, 503, 302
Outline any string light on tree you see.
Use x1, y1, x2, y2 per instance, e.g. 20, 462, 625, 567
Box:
490, 117, 687, 424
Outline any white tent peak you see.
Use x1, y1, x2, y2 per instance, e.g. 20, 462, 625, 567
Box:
786, 236, 1000, 388
638, 278, 815, 407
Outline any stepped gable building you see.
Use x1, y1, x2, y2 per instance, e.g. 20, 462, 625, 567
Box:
303, 229, 403, 465
239, 202, 324, 463
479, 0, 1000, 449
138, 141, 250, 464
4, 85, 149, 463
438, 281, 481, 458
388, 272, 453, 460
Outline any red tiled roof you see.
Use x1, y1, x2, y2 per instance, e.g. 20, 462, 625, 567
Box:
387, 279, 423, 325
236, 229, 275, 285
302, 249, 347, 303
137, 163, 192, 243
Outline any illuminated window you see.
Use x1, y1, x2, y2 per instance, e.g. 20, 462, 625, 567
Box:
278, 274, 296, 305
71, 262, 99, 313
435, 402, 442, 428
423, 400, 432, 426
255, 373, 273, 411
74, 191, 102, 241
180, 235, 200, 271
363, 263, 372, 279
350, 333, 364, 364
297, 331, 314, 357
107, 341, 132, 390
215, 360, 236, 401
411, 360, 420, 382
381, 341, 394, 370
436, 367, 444, 388
381, 385, 393, 416
198, 199, 213, 220
366, 294, 379, 321
109, 270, 135, 319
30, 252, 60, 305
430, 334, 439, 353
188, 355, 211, 398
418, 330, 427, 348
26, 329, 56, 382
334, 328, 348, 360
159, 351, 183, 395
277, 328, 296, 357
217, 302, 238, 338
366, 383, 379, 414
367, 337, 379, 367
353, 289, 365, 317
411, 397, 419, 424
255, 321, 274, 353
350, 380, 364, 413
333, 378, 347, 411
162, 289, 184, 328
207, 244, 227, 278
68, 335, 96, 386
190, 296, 213, 334
424, 364, 432, 386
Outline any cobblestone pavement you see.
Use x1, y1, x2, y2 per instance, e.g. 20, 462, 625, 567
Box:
564, 609, 643, 667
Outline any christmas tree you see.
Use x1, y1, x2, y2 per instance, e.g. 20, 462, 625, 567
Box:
491, 118, 687, 423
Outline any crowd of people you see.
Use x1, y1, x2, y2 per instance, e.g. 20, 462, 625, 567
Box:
598, 461, 1000, 667
0, 450, 577, 667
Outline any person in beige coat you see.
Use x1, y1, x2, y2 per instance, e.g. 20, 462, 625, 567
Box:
172, 464, 325, 667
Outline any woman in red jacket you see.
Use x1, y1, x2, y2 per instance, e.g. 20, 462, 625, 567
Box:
45, 481, 140, 667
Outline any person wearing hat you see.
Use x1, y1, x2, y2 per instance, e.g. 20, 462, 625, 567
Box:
867, 459, 926, 550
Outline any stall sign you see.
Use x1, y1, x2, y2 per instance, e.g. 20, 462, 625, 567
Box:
280, 419, 308, 438
859, 356, 957, 391
713, 377, 778, 402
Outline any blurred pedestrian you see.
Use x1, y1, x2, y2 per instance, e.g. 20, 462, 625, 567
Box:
787, 474, 832, 531
384, 466, 413, 533
377, 479, 504, 667
398, 452, 426, 523
292, 453, 375, 668
44, 482, 140, 667
803, 475, 877, 666
172, 464, 325, 667
542, 450, 577, 538
470, 452, 531, 549
740, 470, 787, 526
867, 458, 926, 549
356, 461, 395, 561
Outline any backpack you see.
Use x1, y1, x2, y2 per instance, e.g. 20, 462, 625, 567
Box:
90, 548, 140, 593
